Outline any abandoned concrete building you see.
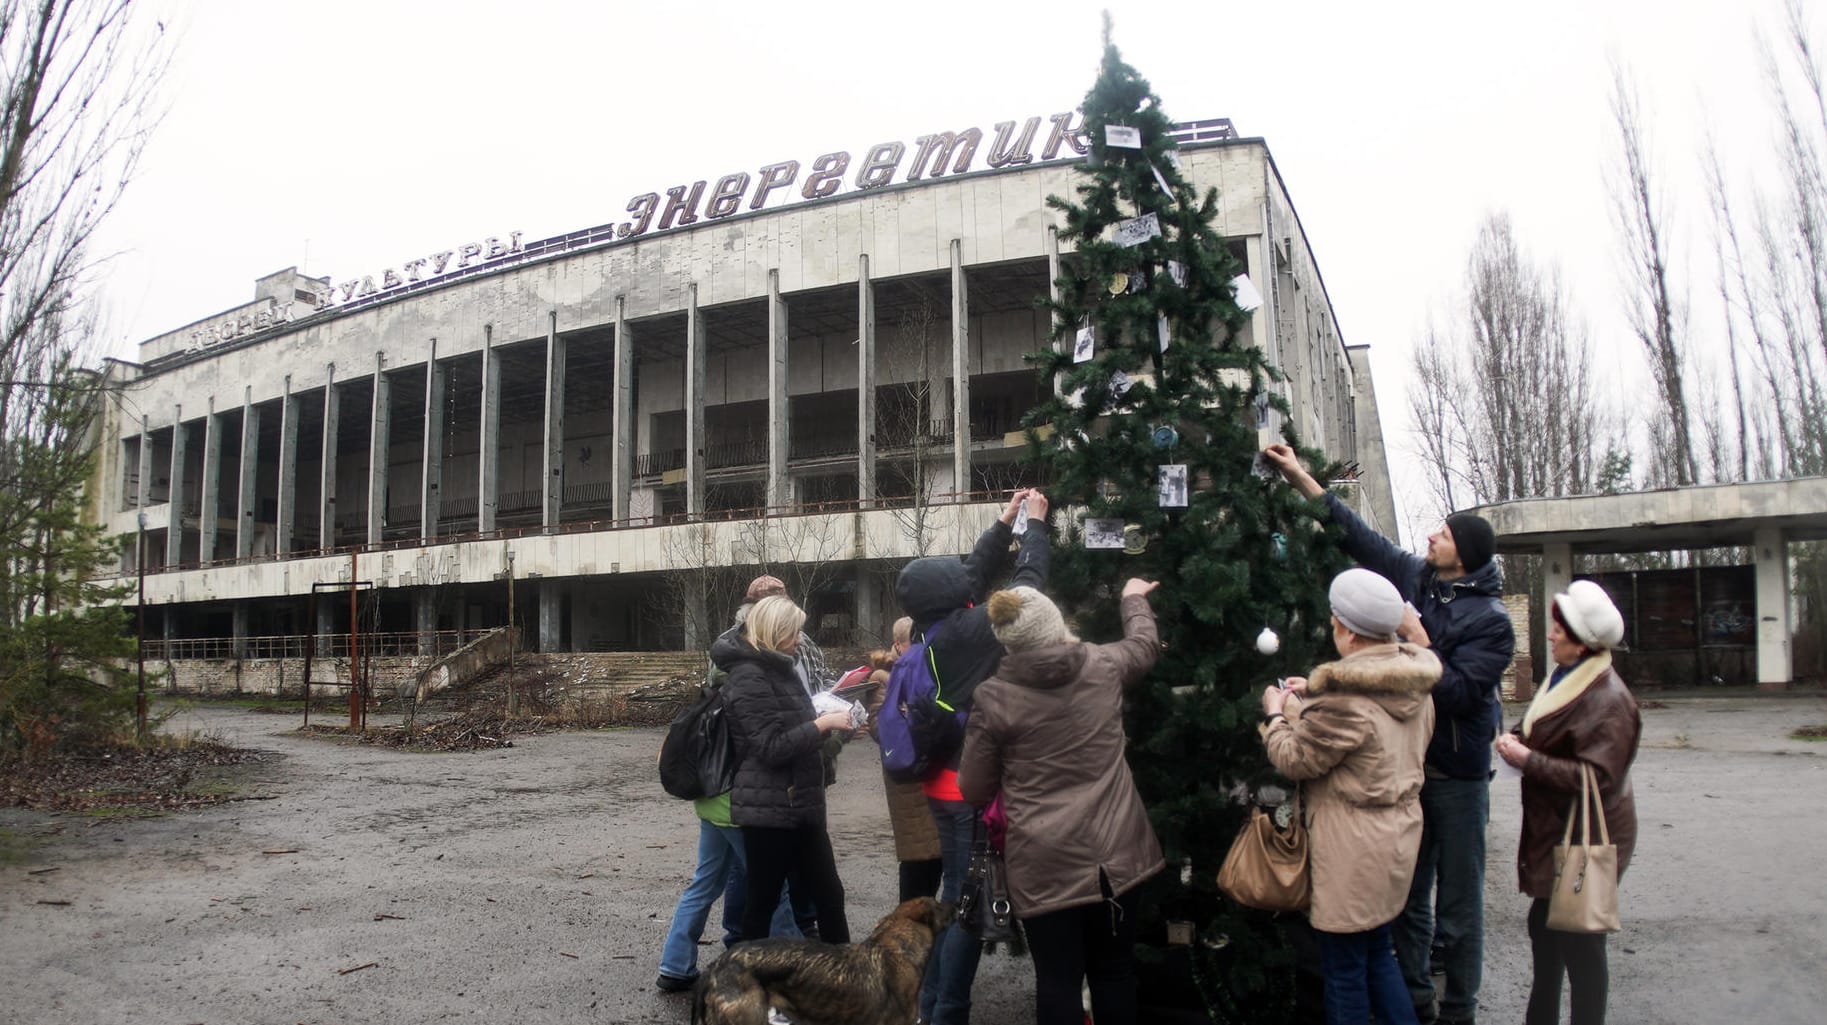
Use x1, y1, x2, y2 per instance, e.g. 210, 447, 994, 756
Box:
89, 115, 1396, 677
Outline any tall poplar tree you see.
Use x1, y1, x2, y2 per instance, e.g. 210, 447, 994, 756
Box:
1024, 22, 1346, 1022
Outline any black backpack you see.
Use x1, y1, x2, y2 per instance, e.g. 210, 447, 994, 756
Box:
658, 682, 736, 800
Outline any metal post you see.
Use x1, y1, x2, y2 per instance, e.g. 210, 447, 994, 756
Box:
349, 549, 361, 730
136, 511, 147, 743
302, 589, 316, 729
506, 549, 518, 715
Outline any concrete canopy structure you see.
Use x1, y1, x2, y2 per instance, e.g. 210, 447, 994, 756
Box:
1472, 477, 1827, 687
89, 114, 1397, 664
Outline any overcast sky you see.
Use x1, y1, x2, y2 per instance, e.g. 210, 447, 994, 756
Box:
94, 0, 1797, 542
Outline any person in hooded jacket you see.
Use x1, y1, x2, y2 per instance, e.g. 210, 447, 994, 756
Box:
1494, 580, 1640, 1025
895, 487, 1052, 1025
1264, 443, 1514, 1025
1261, 568, 1441, 1025
714, 595, 858, 946
957, 578, 1164, 1025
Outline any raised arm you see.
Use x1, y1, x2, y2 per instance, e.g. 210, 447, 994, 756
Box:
1008, 490, 1053, 591
1263, 444, 1424, 592
1101, 580, 1159, 688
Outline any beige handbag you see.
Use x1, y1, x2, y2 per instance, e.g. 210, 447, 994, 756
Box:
1546, 763, 1620, 933
1217, 789, 1310, 913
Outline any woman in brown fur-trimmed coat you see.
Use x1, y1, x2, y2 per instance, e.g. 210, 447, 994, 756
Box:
863, 622, 944, 901
1495, 580, 1640, 1025
1261, 568, 1439, 1025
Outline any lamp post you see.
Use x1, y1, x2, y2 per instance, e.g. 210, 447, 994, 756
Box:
505, 549, 517, 715
136, 510, 148, 744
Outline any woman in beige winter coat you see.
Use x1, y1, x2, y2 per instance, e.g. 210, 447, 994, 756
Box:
1260, 568, 1439, 1025
863, 620, 944, 900
958, 578, 1163, 1025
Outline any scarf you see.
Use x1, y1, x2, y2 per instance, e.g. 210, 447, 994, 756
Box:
1520, 649, 1612, 738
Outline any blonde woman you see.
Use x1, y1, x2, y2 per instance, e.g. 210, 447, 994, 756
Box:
715, 595, 856, 944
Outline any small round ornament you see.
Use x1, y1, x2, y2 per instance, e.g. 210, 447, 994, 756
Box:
1122, 524, 1148, 555
1271, 531, 1289, 560
1109, 272, 1130, 295
1152, 425, 1180, 449
1256, 626, 1281, 655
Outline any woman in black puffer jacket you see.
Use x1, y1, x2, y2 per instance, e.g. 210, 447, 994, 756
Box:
715, 595, 856, 944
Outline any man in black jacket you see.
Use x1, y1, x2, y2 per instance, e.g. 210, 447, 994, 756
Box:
1265, 445, 1513, 1025
894, 487, 1051, 1025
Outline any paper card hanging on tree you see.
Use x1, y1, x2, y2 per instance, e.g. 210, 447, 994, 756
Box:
1158, 464, 1189, 507
1128, 267, 1147, 293
1157, 313, 1172, 352
1231, 273, 1264, 312
1110, 370, 1134, 398
1111, 212, 1161, 247
1012, 498, 1030, 536
1073, 324, 1096, 363
1253, 392, 1274, 430
1105, 124, 1143, 149
1084, 518, 1127, 549
1167, 260, 1187, 288
1150, 161, 1174, 195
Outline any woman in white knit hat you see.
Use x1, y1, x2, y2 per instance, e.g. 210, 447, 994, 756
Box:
956, 578, 1163, 1025
1494, 580, 1640, 1025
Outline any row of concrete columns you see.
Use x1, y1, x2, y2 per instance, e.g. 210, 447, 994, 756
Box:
1540, 529, 1793, 686
150, 238, 1026, 566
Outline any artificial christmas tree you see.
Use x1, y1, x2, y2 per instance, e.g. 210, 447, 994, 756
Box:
1023, 21, 1351, 1024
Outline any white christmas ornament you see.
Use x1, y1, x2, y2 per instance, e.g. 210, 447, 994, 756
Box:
1255, 627, 1281, 655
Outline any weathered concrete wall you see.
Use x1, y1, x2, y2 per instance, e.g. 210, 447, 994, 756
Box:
416, 627, 518, 701
155, 655, 431, 697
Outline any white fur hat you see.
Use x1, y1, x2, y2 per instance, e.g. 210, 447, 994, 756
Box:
1554, 580, 1625, 650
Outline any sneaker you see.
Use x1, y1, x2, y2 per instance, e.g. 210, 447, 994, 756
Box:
655, 973, 697, 993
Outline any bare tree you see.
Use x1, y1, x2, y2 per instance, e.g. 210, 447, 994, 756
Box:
1405, 213, 1599, 518
0, 1, 170, 754
1608, 62, 1698, 485
874, 290, 946, 558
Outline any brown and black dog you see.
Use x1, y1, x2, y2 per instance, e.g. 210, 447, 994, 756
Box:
691, 897, 952, 1025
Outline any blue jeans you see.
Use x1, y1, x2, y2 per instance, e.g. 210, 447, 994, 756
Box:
1396, 777, 1489, 1021
1317, 922, 1419, 1025
659, 820, 798, 980
718, 859, 804, 946
920, 798, 983, 1025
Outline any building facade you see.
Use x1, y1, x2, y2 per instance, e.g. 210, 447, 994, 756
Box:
91, 117, 1396, 658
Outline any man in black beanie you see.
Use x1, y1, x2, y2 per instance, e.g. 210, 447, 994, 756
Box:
1263, 445, 1514, 1025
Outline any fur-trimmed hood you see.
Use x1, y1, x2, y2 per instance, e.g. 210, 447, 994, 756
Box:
1307, 642, 1440, 722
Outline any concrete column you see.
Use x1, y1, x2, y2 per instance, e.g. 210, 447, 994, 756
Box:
543, 312, 565, 528
315, 594, 336, 656
320, 366, 340, 550
539, 579, 563, 653
767, 269, 790, 509
232, 603, 249, 659
199, 399, 221, 566
1539, 542, 1573, 699
276, 376, 299, 556
368, 354, 391, 545
166, 408, 186, 565
854, 564, 881, 646
950, 238, 971, 497
235, 387, 260, 559
421, 341, 445, 540
611, 298, 634, 521
479, 325, 500, 532
682, 594, 708, 651
414, 588, 438, 656
1753, 526, 1793, 688
685, 284, 707, 515
1047, 226, 1064, 399
857, 255, 876, 504
135, 415, 152, 512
